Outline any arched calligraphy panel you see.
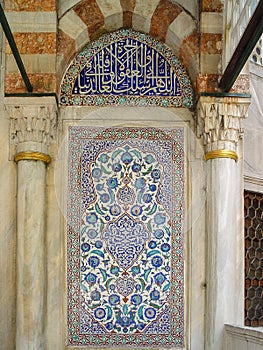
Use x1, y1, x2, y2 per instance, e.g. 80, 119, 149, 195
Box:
60, 29, 193, 108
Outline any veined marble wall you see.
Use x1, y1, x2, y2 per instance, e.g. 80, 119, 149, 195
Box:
244, 61, 263, 193
0, 92, 17, 350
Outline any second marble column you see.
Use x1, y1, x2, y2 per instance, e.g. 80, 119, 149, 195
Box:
6, 97, 57, 350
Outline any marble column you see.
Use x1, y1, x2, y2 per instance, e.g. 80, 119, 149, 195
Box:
5, 97, 57, 350
197, 96, 250, 350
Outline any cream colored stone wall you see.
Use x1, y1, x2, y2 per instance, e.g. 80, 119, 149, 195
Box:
0, 90, 17, 350
224, 325, 263, 349
46, 137, 64, 350
0, 22, 16, 349
244, 62, 263, 192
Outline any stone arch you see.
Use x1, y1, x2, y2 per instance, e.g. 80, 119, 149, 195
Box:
57, 0, 198, 89
59, 29, 194, 109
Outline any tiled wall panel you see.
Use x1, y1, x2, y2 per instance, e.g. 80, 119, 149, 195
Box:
66, 126, 185, 347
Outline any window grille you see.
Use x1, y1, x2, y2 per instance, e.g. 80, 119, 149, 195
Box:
251, 35, 263, 65
224, 0, 260, 69
244, 190, 263, 326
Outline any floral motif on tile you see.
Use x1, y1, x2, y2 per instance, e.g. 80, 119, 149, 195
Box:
67, 127, 184, 348
60, 29, 193, 108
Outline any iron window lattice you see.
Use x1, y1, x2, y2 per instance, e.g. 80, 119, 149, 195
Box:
244, 190, 263, 327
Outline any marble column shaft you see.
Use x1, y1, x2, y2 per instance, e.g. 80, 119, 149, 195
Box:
5, 97, 57, 350
197, 96, 250, 350
16, 160, 46, 349
206, 158, 243, 350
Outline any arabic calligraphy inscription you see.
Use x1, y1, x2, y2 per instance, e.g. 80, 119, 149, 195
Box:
73, 38, 181, 97
60, 29, 193, 108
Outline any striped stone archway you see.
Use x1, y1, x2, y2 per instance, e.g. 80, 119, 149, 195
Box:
4, 0, 224, 95
58, 0, 198, 89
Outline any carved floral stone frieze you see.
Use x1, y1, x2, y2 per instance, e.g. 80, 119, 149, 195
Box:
197, 96, 250, 152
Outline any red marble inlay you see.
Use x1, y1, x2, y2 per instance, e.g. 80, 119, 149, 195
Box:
150, 0, 182, 42
120, 0, 136, 12
73, 0, 104, 40
201, 33, 222, 54
6, 33, 56, 55
5, 73, 56, 93
196, 74, 220, 94
201, 0, 223, 12
57, 29, 75, 61
178, 30, 199, 77
122, 12, 132, 28
4, 0, 56, 11
120, 0, 136, 28
57, 29, 76, 79
230, 74, 250, 94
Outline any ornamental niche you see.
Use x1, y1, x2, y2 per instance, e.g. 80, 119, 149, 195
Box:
60, 29, 193, 108
67, 127, 184, 347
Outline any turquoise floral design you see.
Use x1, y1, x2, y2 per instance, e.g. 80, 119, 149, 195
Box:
80, 143, 172, 334
67, 126, 184, 347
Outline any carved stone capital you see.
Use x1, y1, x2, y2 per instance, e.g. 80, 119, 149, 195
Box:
196, 96, 250, 152
5, 97, 57, 157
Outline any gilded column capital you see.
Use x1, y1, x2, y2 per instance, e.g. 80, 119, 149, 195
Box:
5, 97, 57, 160
196, 96, 250, 157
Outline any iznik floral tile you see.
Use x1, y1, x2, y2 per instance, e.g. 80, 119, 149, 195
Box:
67, 127, 184, 348
60, 29, 193, 109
